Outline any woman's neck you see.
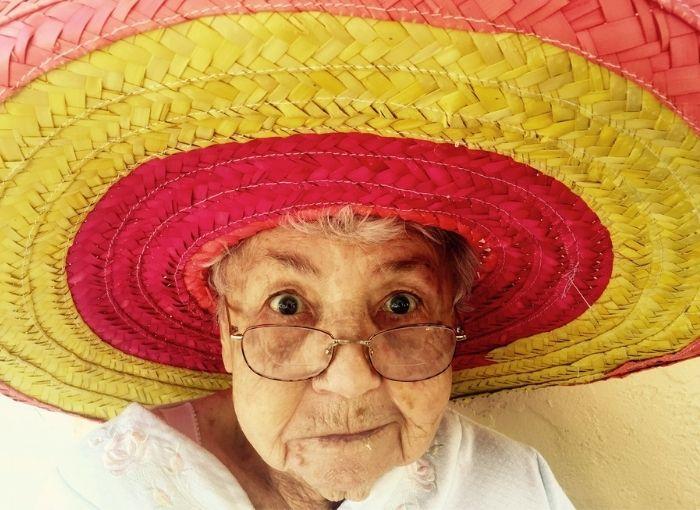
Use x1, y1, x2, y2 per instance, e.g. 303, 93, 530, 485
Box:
269, 469, 343, 510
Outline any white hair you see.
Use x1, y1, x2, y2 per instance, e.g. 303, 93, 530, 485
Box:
207, 206, 479, 321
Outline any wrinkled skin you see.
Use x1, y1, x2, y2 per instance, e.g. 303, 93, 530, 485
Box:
207, 227, 457, 508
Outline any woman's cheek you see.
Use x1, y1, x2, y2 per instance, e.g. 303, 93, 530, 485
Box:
385, 370, 451, 459
388, 370, 451, 416
232, 353, 307, 468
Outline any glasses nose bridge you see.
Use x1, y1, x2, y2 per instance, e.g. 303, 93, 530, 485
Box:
324, 337, 372, 355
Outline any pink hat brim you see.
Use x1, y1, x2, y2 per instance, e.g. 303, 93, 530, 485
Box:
67, 132, 613, 373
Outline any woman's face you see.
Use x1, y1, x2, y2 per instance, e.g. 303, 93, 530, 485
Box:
219, 227, 457, 502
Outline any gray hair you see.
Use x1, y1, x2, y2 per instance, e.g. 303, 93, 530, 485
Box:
207, 206, 479, 322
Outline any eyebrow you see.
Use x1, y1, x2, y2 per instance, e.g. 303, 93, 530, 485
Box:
264, 250, 321, 276
372, 255, 439, 275
262, 251, 438, 278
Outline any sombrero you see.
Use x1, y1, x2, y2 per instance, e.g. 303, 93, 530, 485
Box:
0, 0, 697, 421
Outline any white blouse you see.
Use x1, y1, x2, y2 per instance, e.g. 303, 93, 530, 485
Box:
35, 402, 576, 509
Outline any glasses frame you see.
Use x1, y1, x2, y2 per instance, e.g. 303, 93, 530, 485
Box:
228, 321, 467, 382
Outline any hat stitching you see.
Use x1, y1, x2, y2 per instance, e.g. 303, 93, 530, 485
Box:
661, 0, 699, 22
9, 85, 674, 214
2, 5, 692, 132
13, 91, 628, 252
164, 179, 589, 336
15, 113, 644, 348
154, 181, 510, 306
3, 97, 687, 292
116, 149, 579, 239
10, 108, 652, 366
137, 155, 578, 324
0, 320, 222, 404
113, 166, 506, 324
103, 149, 578, 285
116, 199, 497, 338
15, 114, 640, 358
2, 54, 684, 190
16, 102, 663, 346
2, 47, 688, 280
16, 110, 596, 320
161, 172, 575, 298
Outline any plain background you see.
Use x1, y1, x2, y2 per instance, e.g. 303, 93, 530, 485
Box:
2, 356, 699, 509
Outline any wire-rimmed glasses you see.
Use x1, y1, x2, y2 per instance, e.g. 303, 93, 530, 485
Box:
229, 323, 466, 382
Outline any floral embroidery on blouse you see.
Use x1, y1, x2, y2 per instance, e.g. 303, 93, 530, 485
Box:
100, 428, 149, 476
87, 409, 201, 509
409, 458, 437, 492
394, 434, 445, 508
151, 486, 173, 507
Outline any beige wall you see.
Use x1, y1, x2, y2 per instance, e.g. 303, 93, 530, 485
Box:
454, 358, 700, 510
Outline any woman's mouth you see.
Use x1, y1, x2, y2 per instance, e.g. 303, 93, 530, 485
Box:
315, 424, 387, 443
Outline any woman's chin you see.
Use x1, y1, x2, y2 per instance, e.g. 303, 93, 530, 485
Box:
284, 428, 400, 498
291, 458, 385, 498
311, 477, 375, 503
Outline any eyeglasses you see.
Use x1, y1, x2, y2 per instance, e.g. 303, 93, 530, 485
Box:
229, 323, 466, 382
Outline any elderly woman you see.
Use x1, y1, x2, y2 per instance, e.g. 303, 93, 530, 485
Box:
200, 208, 472, 505
38, 206, 574, 509
171, 207, 573, 507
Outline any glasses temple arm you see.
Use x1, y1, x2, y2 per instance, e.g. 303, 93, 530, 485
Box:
223, 302, 244, 342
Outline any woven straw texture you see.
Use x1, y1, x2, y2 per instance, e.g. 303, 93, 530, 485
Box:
64, 133, 613, 372
0, 0, 697, 129
0, 3, 697, 419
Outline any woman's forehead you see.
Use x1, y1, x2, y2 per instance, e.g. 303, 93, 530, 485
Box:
229, 227, 444, 279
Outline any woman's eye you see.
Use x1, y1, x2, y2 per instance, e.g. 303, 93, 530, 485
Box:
269, 293, 303, 315
384, 293, 418, 315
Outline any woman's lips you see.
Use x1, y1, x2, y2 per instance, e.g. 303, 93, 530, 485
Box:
315, 424, 387, 443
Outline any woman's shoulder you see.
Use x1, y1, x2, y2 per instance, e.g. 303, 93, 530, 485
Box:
440, 404, 576, 509
147, 400, 202, 445
41, 403, 254, 510
444, 403, 542, 463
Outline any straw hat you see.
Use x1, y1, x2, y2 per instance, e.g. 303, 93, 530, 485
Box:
0, 0, 697, 420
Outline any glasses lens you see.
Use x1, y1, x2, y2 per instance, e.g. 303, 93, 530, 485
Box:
241, 326, 332, 380
369, 326, 456, 381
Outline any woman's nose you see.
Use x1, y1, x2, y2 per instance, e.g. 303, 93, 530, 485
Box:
311, 335, 382, 398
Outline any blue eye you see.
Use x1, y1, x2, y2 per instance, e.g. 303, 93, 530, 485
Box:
270, 294, 302, 315
384, 293, 418, 315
